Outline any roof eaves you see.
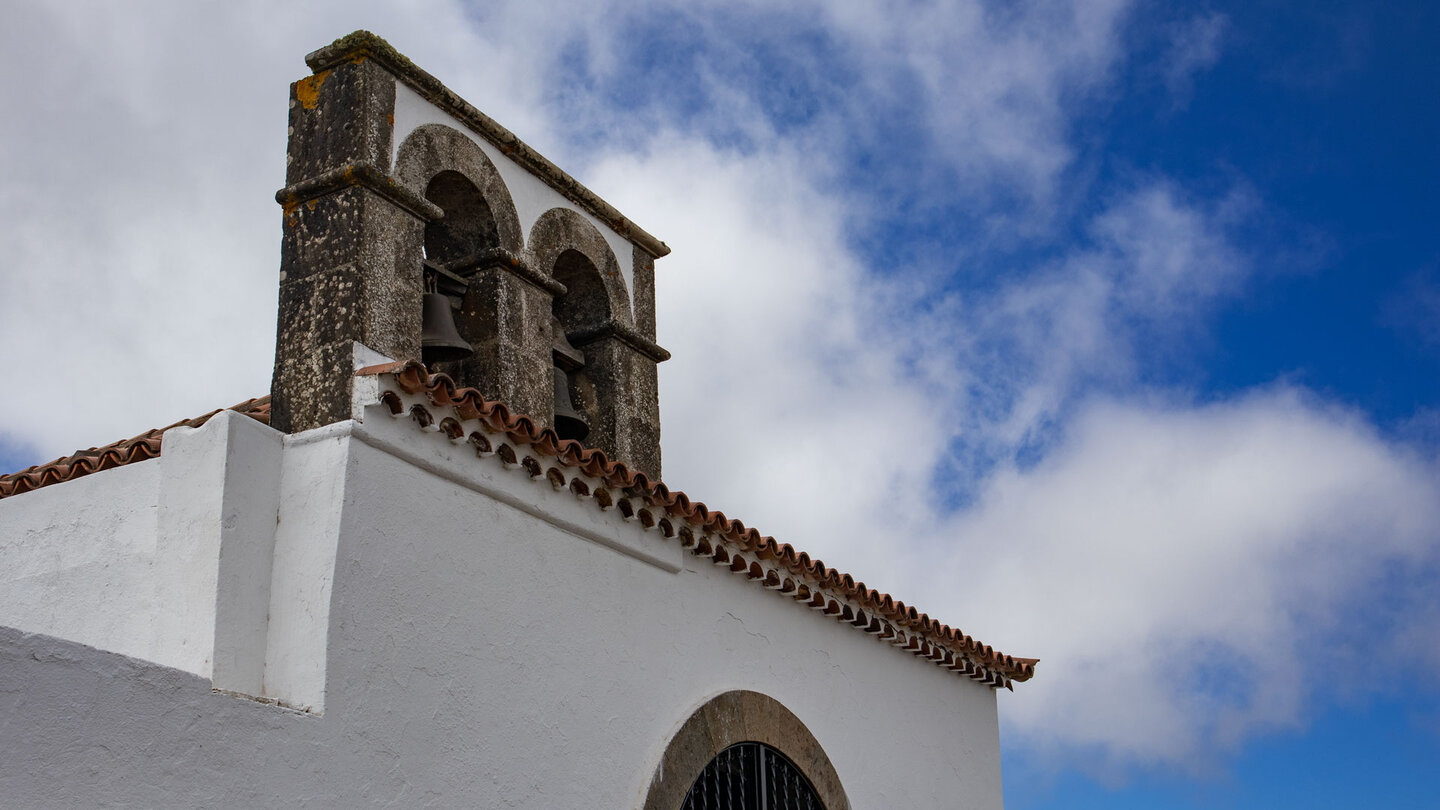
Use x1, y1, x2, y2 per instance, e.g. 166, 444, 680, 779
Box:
373, 361, 1037, 687
0, 397, 271, 499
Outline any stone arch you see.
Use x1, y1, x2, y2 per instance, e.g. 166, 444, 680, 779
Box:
642, 690, 851, 810
551, 248, 612, 331
527, 206, 633, 326
422, 170, 496, 263
394, 123, 523, 255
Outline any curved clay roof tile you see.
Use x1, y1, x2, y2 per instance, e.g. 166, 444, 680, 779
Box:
3, 362, 1037, 684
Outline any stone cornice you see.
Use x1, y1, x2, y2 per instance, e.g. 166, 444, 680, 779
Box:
441, 248, 568, 297
306, 31, 672, 260
567, 320, 671, 363
275, 162, 444, 222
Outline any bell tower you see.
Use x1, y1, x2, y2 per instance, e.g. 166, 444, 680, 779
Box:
270, 31, 670, 478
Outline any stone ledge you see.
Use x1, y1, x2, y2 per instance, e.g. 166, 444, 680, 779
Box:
276, 162, 443, 222
305, 30, 672, 260
568, 320, 671, 363
441, 247, 568, 297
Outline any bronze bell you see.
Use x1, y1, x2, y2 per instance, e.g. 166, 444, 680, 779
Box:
552, 367, 589, 442
551, 316, 588, 442
420, 291, 473, 365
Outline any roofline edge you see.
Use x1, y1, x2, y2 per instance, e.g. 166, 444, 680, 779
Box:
305, 30, 673, 260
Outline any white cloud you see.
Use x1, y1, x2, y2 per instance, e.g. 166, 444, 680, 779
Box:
939, 390, 1440, 769
0, 0, 483, 457
588, 136, 945, 587
591, 120, 1440, 774
921, 180, 1256, 463
1163, 12, 1228, 105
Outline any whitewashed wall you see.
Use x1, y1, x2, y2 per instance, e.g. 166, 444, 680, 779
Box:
0, 410, 281, 677
0, 388, 1005, 808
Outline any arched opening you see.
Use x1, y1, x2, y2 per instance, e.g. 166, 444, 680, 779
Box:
527, 206, 663, 475
643, 691, 849, 810
549, 249, 612, 442
423, 170, 498, 263
550, 247, 612, 331
681, 742, 825, 810
418, 172, 503, 367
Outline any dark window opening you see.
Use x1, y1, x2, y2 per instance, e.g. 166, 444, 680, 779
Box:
548, 248, 610, 440
423, 170, 498, 264
681, 742, 824, 810
549, 248, 610, 331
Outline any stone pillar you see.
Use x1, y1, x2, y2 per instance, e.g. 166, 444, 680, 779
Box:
631, 245, 659, 341
269, 41, 441, 433
569, 323, 669, 480
433, 249, 560, 429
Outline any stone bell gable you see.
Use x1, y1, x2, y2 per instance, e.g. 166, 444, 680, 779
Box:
272, 31, 669, 478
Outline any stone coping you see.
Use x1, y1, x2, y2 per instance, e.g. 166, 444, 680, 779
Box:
306, 30, 672, 260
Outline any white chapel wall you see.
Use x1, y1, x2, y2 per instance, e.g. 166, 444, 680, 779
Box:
317, 429, 1005, 808
0, 409, 291, 682
0, 459, 164, 665
0, 392, 1006, 808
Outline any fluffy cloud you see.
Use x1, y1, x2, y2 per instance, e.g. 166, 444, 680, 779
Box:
941, 390, 1440, 768
608, 135, 1440, 772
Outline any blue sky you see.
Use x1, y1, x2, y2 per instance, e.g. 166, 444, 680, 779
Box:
2, 1, 1438, 806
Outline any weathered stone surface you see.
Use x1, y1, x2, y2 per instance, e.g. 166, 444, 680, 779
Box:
272, 179, 426, 431
429, 259, 555, 427
632, 244, 658, 340
571, 332, 663, 479
286, 57, 396, 183
394, 123, 524, 255
526, 207, 667, 476
306, 31, 671, 260
528, 207, 633, 327
271, 31, 669, 478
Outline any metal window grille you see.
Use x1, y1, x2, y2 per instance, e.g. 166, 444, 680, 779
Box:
680, 742, 824, 810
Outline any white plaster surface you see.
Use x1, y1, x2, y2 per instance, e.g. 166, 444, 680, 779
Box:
391, 80, 638, 303
351, 408, 683, 574
258, 425, 350, 713
0, 384, 1007, 808
0, 411, 264, 678
209, 410, 284, 697
0, 459, 164, 666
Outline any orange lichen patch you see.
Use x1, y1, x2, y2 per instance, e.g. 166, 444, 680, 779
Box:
0, 397, 270, 499
295, 69, 330, 110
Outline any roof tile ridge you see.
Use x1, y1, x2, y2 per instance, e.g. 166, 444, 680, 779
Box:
375, 360, 1038, 684
0, 395, 272, 500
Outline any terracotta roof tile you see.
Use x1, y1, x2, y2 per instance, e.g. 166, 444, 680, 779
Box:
375, 361, 1037, 687
0, 364, 1036, 687
0, 397, 270, 499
